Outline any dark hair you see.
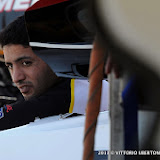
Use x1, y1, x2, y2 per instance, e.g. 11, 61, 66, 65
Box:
0, 16, 29, 48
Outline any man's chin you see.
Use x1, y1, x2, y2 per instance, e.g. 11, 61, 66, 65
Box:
23, 93, 34, 100
22, 89, 44, 100
23, 95, 31, 101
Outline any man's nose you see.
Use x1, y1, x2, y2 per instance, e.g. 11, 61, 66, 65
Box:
11, 66, 26, 84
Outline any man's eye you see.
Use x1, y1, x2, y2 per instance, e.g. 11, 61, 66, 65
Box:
6, 65, 13, 69
22, 61, 32, 66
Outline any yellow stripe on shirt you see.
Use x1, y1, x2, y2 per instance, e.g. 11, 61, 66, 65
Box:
69, 79, 75, 113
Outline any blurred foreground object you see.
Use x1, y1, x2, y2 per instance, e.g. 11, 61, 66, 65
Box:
93, 0, 160, 79
83, 38, 106, 160
88, 0, 160, 160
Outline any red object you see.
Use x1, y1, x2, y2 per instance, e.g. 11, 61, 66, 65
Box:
83, 39, 106, 160
5, 105, 13, 113
27, 0, 68, 11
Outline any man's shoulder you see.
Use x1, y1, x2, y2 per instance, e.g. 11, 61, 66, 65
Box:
43, 78, 71, 97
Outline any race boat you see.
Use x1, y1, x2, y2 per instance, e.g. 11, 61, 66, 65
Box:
0, 111, 109, 160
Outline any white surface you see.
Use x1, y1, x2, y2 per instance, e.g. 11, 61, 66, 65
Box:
73, 80, 109, 114
0, 111, 110, 160
30, 42, 93, 49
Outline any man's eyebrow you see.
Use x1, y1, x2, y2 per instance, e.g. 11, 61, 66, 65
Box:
14, 56, 33, 63
5, 62, 12, 66
5, 56, 33, 66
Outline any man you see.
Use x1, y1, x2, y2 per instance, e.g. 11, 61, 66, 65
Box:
0, 16, 109, 131
3, 34, 58, 101
1, 16, 60, 101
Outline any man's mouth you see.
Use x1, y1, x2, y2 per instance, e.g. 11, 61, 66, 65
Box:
19, 85, 32, 94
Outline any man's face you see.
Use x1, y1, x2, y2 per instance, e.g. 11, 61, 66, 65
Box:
3, 44, 56, 100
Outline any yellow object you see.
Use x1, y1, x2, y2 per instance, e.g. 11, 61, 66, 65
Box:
69, 79, 75, 113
